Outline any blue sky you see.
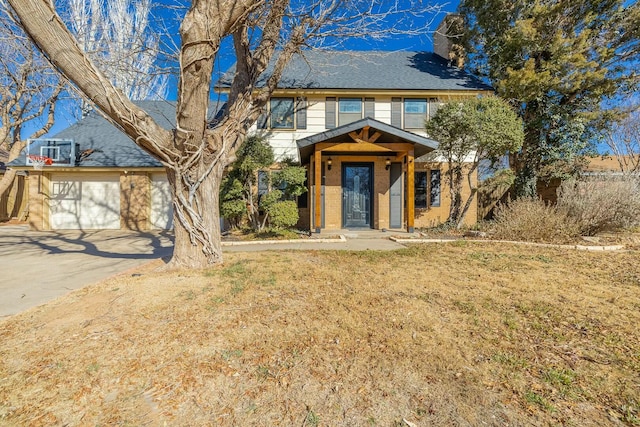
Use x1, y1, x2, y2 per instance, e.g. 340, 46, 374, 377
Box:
35, 1, 461, 137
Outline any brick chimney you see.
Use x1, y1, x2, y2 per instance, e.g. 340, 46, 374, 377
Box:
433, 14, 465, 68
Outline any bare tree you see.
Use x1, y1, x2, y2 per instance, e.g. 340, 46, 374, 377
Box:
605, 107, 640, 174
61, 0, 169, 114
0, 1, 64, 197
7, 0, 442, 268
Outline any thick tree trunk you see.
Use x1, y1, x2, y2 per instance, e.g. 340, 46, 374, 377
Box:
166, 157, 226, 269
512, 105, 540, 198
447, 163, 463, 225
456, 163, 478, 229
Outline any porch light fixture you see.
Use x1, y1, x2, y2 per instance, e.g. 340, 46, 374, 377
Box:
385, 158, 391, 170
327, 157, 332, 170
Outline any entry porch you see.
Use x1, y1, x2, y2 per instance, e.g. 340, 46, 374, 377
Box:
296, 118, 438, 233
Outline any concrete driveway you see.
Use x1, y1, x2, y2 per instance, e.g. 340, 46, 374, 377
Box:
0, 227, 410, 318
0, 228, 173, 318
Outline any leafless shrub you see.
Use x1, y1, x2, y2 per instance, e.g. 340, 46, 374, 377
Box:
491, 198, 580, 243
557, 176, 640, 236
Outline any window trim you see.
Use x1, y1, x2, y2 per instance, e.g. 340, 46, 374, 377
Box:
338, 97, 363, 126
404, 98, 428, 129
414, 168, 441, 209
398, 98, 441, 130
414, 170, 428, 209
269, 97, 295, 130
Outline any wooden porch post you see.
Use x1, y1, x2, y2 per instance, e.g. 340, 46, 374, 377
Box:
314, 147, 322, 233
407, 149, 415, 233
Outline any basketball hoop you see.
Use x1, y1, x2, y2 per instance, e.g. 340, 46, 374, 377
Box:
27, 155, 53, 170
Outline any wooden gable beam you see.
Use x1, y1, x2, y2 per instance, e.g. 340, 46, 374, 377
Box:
347, 126, 384, 144
348, 130, 362, 142
369, 131, 382, 143
315, 142, 414, 152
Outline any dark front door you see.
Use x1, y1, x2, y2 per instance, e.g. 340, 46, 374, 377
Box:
342, 163, 373, 228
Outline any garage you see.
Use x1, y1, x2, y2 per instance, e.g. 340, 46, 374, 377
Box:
49, 173, 121, 229
150, 172, 173, 229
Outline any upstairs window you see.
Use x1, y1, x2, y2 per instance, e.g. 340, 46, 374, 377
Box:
270, 97, 295, 129
392, 98, 441, 130
404, 99, 427, 129
338, 98, 362, 126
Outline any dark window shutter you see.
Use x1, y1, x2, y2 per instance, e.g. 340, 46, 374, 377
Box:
430, 169, 441, 207
296, 97, 307, 129
364, 97, 375, 119
325, 97, 336, 129
428, 98, 440, 119
391, 97, 402, 127
257, 110, 268, 129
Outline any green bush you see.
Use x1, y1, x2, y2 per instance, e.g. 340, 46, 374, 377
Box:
264, 200, 299, 229
491, 198, 580, 243
557, 177, 640, 236
220, 199, 246, 226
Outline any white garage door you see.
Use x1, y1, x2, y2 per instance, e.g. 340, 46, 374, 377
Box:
150, 173, 173, 230
49, 174, 121, 229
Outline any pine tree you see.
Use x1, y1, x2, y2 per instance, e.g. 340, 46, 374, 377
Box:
458, 0, 640, 196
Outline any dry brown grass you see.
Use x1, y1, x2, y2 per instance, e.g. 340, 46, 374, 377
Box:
1, 243, 639, 426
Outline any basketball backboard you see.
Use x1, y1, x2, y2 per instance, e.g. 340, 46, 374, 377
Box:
26, 139, 77, 167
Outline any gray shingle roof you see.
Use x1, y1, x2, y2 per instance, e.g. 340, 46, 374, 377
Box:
218, 50, 492, 91
10, 101, 222, 168
297, 117, 438, 161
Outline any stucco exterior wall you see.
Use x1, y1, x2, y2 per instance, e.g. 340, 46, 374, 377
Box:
309, 158, 478, 231
120, 172, 151, 230
414, 162, 478, 228
27, 172, 48, 231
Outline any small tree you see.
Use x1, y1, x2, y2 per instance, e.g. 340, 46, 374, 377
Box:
263, 161, 307, 229
220, 135, 307, 231
425, 96, 523, 227
220, 135, 274, 230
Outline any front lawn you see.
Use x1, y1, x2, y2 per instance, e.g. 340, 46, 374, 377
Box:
1, 243, 638, 426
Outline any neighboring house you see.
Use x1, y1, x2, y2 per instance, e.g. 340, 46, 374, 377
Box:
219, 49, 491, 232
585, 155, 639, 176
12, 40, 491, 232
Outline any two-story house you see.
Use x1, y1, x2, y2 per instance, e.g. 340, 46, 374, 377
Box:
12, 43, 491, 232
219, 50, 492, 232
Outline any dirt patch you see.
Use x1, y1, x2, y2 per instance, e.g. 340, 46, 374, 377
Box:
1, 243, 639, 426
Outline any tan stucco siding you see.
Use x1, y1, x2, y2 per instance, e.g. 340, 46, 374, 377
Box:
27, 172, 48, 231
414, 162, 478, 228
120, 172, 151, 230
